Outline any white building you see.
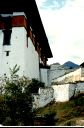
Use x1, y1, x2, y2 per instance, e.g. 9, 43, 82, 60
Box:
52, 67, 84, 102
0, 0, 53, 84
48, 63, 74, 85
52, 67, 84, 84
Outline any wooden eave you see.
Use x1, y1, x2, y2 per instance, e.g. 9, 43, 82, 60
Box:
0, 0, 53, 58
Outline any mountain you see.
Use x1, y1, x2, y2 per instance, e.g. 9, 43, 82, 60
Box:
63, 61, 79, 69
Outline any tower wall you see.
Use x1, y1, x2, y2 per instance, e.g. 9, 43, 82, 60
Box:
24, 37, 40, 80
0, 12, 40, 80
0, 27, 26, 77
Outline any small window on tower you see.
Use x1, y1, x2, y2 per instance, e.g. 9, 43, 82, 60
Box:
3, 29, 12, 45
26, 34, 28, 48
6, 51, 10, 56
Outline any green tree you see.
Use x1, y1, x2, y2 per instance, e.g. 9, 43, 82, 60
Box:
4, 77, 33, 125
0, 65, 33, 126
26, 78, 45, 93
0, 65, 45, 126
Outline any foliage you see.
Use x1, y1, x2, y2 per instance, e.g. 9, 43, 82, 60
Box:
44, 111, 56, 125
26, 78, 45, 93
33, 111, 56, 126
0, 65, 45, 126
0, 95, 8, 124
3, 77, 33, 126
35, 94, 84, 126
0, 65, 33, 125
9, 64, 20, 80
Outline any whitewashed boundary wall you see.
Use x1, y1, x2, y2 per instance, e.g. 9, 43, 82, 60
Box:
32, 87, 54, 109
52, 82, 84, 102
49, 64, 74, 86
40, 68, 50, 86
52, 68, 84, 84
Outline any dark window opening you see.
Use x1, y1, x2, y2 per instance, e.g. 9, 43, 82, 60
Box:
3, 29, 12, 45
6, 51, 10, 56
26, 34, 28, 48
3, 16, 12, 45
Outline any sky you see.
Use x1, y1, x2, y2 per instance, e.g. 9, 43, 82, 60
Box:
35, 0, 84, 65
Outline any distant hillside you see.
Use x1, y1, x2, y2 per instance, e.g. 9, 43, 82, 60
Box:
63, 61, 79, 69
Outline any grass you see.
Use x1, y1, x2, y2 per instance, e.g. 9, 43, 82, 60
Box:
34, 94, 84, 126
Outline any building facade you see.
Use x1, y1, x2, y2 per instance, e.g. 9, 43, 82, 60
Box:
0, 0, 53, 84
52, 67, 84, 84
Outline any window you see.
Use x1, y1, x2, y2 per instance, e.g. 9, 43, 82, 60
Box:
3, 16, 12, 45
6, 51, 10, 56
26, 34, 28, 48
3, 29, 12, 45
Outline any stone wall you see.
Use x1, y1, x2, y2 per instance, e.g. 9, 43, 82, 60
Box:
40, 68, 49, 86
75, 82, 84, 96
52, 84, 72, 102
32, 87, 54, 109
52, 82, 84, 102
49, 64, 72, 85
33, 82, 84, 108
52, 68, 84, 84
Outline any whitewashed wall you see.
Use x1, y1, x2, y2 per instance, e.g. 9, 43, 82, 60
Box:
0, 30, 4, 76
49, 63, 73, 85
1, 27, 26, 77
52, 84, 70, 102
40, 68, 49, 86
32, 87, 54, 109
49, 68, 68, 85
75, 82, 84, 96
33, 82, 84, 108
52, 68, 83, 84
52, 84, 76, 102
69, 84, 76, 98
0, 27, 40, 80
52, 82, 84, 102
24, 37, 40, 80
9, 27, 26, 77
81, 68, 84, 77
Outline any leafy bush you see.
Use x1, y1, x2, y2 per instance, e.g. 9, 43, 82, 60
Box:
26, 78, 45, 93
33, 112, 56, 126
0, 95, 8, 124
0, 76, 33, 126
44, 111, 56, 125
0, 65, 45, 126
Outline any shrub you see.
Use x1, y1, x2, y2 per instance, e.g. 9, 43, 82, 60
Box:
0, 65, 45, 126
44, 111, 56, 125
26, 78, 45, 93
0, 95, 8, 124
2, 76, 33, 126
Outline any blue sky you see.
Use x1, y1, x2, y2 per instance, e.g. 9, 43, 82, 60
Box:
35, 0, 84, 65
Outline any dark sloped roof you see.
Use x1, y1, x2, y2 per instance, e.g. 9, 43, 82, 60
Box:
0, 0, 53, 58
80, 62, 84, 67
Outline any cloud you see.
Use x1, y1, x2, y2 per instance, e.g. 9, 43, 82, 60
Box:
35, 0, 84, 65
36, 0, 74, 10
43, 0, 69, 10
36, 0, 84, 10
